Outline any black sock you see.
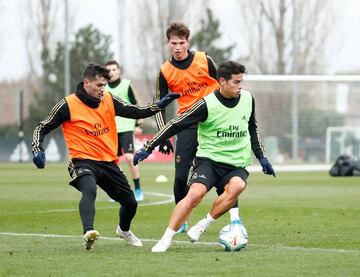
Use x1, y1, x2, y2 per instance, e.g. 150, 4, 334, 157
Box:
133, 178, 140, 190
77, 175, 97, 233
119, 197, 138, 231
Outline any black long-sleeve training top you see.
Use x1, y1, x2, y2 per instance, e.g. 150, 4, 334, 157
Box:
145, 90, 266, 160
154, 50, 218, 129
32, 82, 161, 153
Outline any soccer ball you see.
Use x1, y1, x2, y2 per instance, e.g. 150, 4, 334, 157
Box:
218, 222, 248, 251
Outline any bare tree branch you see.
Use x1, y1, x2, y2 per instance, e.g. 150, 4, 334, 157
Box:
130, 0, 206, 97
22, 0, 58, 79
237, 0, 334, 74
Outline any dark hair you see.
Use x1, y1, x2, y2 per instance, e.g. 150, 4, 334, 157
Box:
166, 22, 190, 40
217, 61, 247, 81
105, 59, 120, 68
82, 63, 110, 81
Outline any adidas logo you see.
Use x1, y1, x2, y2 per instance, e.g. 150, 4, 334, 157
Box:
242, 115, 247, 120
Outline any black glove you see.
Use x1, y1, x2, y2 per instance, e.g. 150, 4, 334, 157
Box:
133, 148, 152, 165
158, 140, 174, 155
156, 93, 180, 109
259, 157, 276, 177
33, 151, 46, 169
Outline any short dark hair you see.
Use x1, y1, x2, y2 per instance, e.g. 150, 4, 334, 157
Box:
105, 59, 120, 68
166, 22, 190, 40
217, 61, 247, 81
82, 63, 110, 81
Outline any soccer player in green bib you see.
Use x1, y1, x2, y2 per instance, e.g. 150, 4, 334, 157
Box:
134, 61, 276, 252
105, 60, 144, 202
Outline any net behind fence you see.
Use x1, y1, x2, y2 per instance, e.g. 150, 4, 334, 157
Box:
245, 75, 360, 164
1, 76, 360, 164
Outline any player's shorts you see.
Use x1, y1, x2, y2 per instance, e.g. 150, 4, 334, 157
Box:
68, 158, 133, 202
187, 157, 249, 192
175, 126, 198, 168
117, 131, 135, 156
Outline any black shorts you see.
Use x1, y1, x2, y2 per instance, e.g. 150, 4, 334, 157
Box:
188, 157, 249, 192
117, 131, 134, 156
175, 127, 198, 168
68, 159, 133, 201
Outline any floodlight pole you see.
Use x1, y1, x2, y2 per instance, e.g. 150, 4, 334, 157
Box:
291, 0, 299, 161
18, 90, 24, 163
117, 0, 125, 65
64, 0, 70, 96
169, 0, 176, 20
169, 0, 178, 119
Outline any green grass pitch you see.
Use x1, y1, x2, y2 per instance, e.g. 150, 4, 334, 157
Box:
0, 162, 359, 276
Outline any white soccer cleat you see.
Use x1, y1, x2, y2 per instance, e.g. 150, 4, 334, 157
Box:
187, 224, 207, 242
116, 225, 143, 247
83, 230, 99, 251
151, 239, 171, 253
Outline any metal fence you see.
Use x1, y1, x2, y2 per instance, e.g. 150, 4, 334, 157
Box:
1, 75, 360, 164
245, 75, 360, 164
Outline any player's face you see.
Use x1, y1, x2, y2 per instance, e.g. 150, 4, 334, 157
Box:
219, 73, 244, 99
83, 76, 108, 100
168, 35, 189, 61
106, 64, 121, 82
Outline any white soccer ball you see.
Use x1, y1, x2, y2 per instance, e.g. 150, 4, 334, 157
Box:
218, 222, 248, 251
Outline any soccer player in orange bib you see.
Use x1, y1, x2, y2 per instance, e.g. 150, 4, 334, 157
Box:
154, 22, 241, 233
32, 63, 179, 250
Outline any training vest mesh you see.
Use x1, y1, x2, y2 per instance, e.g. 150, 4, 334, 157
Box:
160, 52, 219, 114
106, 79, 136, 133
197, 91, 253, 167
62, 91, 118, 162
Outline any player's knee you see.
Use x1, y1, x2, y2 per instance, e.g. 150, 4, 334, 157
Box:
124, 153, 134, 163
225, 181, 246, 200
84, 187, 97, 199
125, 195, 138, 211
129, 199, 138, 213
78, 175, 97, 198
230, 178, 246, 194
186, 186, 206, 208
184, 194, 202, 208
192, 192, 204, 206
115, 190, 138, 210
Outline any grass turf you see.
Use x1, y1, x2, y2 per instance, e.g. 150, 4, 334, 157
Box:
0, 162, 359, 276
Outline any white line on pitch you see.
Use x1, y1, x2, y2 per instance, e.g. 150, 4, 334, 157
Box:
0, 232, 358, 254
0, 192, 174, 215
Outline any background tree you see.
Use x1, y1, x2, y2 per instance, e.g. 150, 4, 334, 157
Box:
22, 0, 58, 80
27, 24, 113, 131
129, 0, 208, 129
234, 0, 337, 161
237, 0, 334, 74
0, 0, 3, 58
131, 0, 208, 97
191, 8, 235, 64
133, 0, 185, 88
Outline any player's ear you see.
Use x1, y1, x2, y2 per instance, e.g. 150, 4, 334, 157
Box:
218, 77, 226, 86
